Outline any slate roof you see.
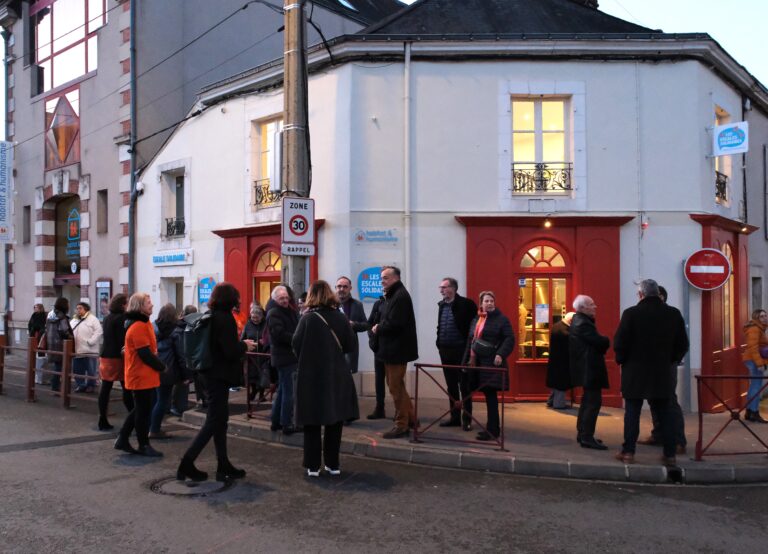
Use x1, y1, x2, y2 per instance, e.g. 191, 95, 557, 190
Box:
361, 0, 654, 36
313, 0, 407, 25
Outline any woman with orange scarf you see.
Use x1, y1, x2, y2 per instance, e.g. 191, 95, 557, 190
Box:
463, 291, 514, 441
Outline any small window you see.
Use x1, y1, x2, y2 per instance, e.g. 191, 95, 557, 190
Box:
255, 250, 281, 273
22, 206, 31, 244
722, 243, 735, 348
252, 118, 282, 208
162, 171, 186, 237
520, 244, 565, 268
714, 105, 732, 205
96, 189, 107, 233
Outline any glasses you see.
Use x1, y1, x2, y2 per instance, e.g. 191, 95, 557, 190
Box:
438, 286, 452, 290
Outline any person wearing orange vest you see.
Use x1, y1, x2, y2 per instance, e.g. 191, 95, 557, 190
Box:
114, 292, 166, 457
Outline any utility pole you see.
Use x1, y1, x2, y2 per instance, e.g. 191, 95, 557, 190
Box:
281, 0, 310, 296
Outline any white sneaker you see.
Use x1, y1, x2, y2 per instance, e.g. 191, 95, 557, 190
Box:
324, 466, 341, 476
306, 468, 320, 477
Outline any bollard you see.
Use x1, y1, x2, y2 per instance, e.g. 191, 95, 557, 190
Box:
0, 335, 5, 395
61, 339, 73, 409
26, 336, 36, 402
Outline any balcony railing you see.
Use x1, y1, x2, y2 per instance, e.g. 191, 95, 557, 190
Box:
511, 162, 573, 194
165, 217, 185, 237
252, 178, 281, 208
715, 171, 728, 203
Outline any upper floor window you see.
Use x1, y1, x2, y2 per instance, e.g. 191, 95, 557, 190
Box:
251, 118, 282, 208
163, 173, 186, 238
45, 87, 80, 170
32, 0, 106, 93
721, 242, 735, 348
511, 97, 572, 194
714, 105, 731, 205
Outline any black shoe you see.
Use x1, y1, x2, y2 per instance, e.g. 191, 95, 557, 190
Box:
270, 423, 283, 432
98, 418, 114, 431
462, 422, 473, 432
114, 436, 137, 454
476, 431, 498, 441
136, 444, 163, 457
579, 437, 608, 450
367, 405, 386, 420
439, 419, 461, 428
746, 410, 768, 424
216, 461, 246, 482
177, 459, 208, 482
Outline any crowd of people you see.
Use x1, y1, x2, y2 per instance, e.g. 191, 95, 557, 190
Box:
27, 270, 768, 479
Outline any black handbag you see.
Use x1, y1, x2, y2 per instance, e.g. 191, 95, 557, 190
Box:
471, 337, 497, 358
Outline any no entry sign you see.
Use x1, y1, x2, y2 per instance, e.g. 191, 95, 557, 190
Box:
684, 248, 731, 290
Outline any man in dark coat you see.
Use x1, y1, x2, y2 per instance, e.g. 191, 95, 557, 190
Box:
436, 277, 478, 429
546, 312, 574, 410
267, 285, 301, 434
335, 276, 368, 374
569, 295, 610, 450
614, 279, 689, 466
372, 266, 418, 439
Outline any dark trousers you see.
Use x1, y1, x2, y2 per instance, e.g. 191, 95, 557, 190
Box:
98, 380, 133, 419
118, 388, 155, 448
50, 361, 62, 392
649, 368, 686, 446
183, 376, 230, 464
624, 397, 676, 458
373, 359, 386, 406
150, 384, 173, 433
576, 388, 602, 441
481, 387, 500, 437
303, 421, 344, 471
439, 346, 473, 423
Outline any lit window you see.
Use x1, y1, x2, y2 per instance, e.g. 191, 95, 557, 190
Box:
520, 244, 566, 268
32, 0, 106, 93
252, 118, 283, 208
722, 243, 735, 348
255, 251, 281, 272
45, 88, 80, 170
714, 106, 731, 205
511, 98, 572, 194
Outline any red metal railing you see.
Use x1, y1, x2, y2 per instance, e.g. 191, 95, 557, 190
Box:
695, 374, 768, 461
412, 362, 509, 451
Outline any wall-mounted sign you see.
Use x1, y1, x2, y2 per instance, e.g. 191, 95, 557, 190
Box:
55, 196, 80, 276
152, 248, 193, 266
281, 197, 315, 253
281, 243, 315, 256
684, 248, 731, 290
198, 276, 217, 307
518, 278, 527, 287
0, 141, 13, 243
354, 228, 399, 247
96, 280, 112, 321
713, 121, 749, 156
358, 266, 383, 301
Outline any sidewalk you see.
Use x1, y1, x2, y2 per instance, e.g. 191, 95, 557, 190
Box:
183, 393, 768, 485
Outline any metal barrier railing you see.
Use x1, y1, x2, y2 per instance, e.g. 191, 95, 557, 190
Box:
243, 351, 274, 419
695, 374, 768, 461
412, 362, 509, 451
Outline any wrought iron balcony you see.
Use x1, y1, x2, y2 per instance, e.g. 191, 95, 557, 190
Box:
511, 162, 573, 194
252, 178, 281, 208
165, 217, 185, 237
715, 171, 728, 203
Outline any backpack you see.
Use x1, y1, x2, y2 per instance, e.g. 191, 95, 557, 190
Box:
183, 311, 213, 372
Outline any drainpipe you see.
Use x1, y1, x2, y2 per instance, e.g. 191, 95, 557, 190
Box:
127, 0, 137, 294
741, 95, 747, 225
2, 26, 12, 337
402, 42, 411, 285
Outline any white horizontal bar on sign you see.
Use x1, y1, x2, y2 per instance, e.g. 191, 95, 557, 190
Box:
690, 266, 725, 273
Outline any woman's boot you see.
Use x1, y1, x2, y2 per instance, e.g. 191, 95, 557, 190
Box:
177, 458, 208, 482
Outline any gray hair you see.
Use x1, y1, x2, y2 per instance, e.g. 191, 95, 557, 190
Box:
638, 279, 660, 298
271, 285, 288, 301
250, 303, 264, 316
572, 295, 593, 313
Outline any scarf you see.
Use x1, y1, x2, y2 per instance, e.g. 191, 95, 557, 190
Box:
473, 310, 488, 341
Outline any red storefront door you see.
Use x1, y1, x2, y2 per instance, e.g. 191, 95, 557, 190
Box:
457, 215, 631, 407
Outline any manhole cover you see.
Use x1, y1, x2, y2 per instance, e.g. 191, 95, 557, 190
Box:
150, 477, 233, 497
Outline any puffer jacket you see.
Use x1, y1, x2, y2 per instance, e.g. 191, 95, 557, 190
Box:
742, 319, 768, 365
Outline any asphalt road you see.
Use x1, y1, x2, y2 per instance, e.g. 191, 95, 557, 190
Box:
1, 393, 766, 553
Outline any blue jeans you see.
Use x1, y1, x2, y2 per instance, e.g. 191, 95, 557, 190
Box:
271, 364, 297, 427
745, 360, 765, 412
150, 385, 173, 433
72, 357, 91, 390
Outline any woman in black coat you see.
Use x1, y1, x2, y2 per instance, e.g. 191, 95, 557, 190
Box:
241, 303, 270, 402
464, 290, 514, 441
177, 283, 256, 483
545, 312, 574, 410
97, 294, 132, 430
292, 280, 358, 477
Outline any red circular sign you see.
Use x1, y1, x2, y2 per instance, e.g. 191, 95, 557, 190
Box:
289, 215, 309, 237
684, 248, 731, 290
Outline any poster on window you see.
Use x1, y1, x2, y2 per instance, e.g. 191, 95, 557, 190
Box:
96, 281, 112, 321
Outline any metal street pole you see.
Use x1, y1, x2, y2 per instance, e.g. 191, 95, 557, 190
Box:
281, 0, 310, 297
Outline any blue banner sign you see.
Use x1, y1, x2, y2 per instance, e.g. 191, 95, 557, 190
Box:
198, 276, 216, 306
713, 121, 749, 156
358, 267, 383, 301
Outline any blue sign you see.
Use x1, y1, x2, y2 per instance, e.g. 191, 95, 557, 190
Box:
198, 277, 216, 306
0, 141, 12, 242
713, 121, 749, 156
358, 267, 383, 301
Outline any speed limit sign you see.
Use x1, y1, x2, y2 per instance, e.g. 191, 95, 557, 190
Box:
282, 197, 315, 245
